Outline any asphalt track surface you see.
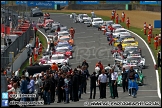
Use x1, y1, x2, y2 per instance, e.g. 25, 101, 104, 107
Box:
30, 14, 161, 107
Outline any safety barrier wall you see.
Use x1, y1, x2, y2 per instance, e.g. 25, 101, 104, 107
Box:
1, 25, 34, 68
67, 4, 161, 12
8, 36, 35, 72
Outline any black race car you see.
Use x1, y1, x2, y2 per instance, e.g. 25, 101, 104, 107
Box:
30, 7, 43, 17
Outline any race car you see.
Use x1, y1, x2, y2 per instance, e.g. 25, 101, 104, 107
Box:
114, 54, 124, 66
120, 38, 138, 49
83, 17, 92, 24
111, 47, 123, 54
123, 46, 142, 58
57, 36, 74, 46
50, 23, 60, 32
123, 54, 145, 69
91, 17, 104, 27
60, 26, 68, 32
117, 65, 144, 86
37, 19, 54, 28
111, 24, 123, 30
47, 54, 69, 67
57, 31, 70, 38
30, 7, 43, 17
39, 55, 51, 65
114, 37, 135, 47
55, 41, 73, 51
70, 13, 77, 19
54, 47, 73, 59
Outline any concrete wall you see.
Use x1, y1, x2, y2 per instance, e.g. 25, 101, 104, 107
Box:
8, 36, 35, 72
67, 4, 161, 12
132, 4, 161, 12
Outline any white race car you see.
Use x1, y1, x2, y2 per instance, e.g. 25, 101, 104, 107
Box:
122, 54, 145, 69
91, 17, 104, 27
47, 54, 69, 67
39, 55, 51, 65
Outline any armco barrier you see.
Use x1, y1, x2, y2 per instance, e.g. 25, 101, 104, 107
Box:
8, 36, 35, 72
1, 25, 34, 69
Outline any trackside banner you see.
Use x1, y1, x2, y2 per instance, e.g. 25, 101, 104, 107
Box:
76, 1, 99, 4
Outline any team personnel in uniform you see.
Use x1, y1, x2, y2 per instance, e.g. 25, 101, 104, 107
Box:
111, 10, 115, 20
115, 14, 119, 24
36, 36, 39, 48
29, 55, 33, 66
39, 42, 43, 54
154, 34, 159, 50
33, 47, 39, 62
157, 50, 161, 68
121, 68, 128, 92
109, 33, 114, 46
158, 32, 161, 46
121, 12, 125, 23
143, 22, 148, 35
69, 27, 75, 39
126, 17, 130, 29
111, 68, 118, 99
89, 72, 97, 99
147, 30, 151, 44
98, 69, 107, 99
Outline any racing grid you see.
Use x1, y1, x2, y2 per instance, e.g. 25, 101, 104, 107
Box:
29, 13, 161, 107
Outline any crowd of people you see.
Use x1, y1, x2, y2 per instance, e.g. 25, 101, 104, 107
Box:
1, 58, 141, 107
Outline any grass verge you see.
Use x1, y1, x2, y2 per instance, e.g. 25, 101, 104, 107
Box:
20, 31, 47, 75
42, 10, 161, 90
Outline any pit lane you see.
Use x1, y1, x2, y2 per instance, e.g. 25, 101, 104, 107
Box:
29, 13, 161, 107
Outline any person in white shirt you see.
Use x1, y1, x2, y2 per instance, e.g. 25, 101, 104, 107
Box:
111, 68, 118, 99
33, 76, 39, 101
7, 83, 21, 101
24, 69, 30, 82
91, 10, 95, 18
98, 69, 107, 99
15, 69, 20, 78
105, 64, 112, 72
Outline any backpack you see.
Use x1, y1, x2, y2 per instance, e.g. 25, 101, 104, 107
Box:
129, 71, 135, 79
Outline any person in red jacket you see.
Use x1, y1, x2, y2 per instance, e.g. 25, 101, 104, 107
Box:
96, 61, 104, 71
116, 14, 119, 24
126, 17, 130, 29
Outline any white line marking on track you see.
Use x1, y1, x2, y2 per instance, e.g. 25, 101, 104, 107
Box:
76, 36, 93, 39
79, 41, 95, 44
127, 29, 161, 100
